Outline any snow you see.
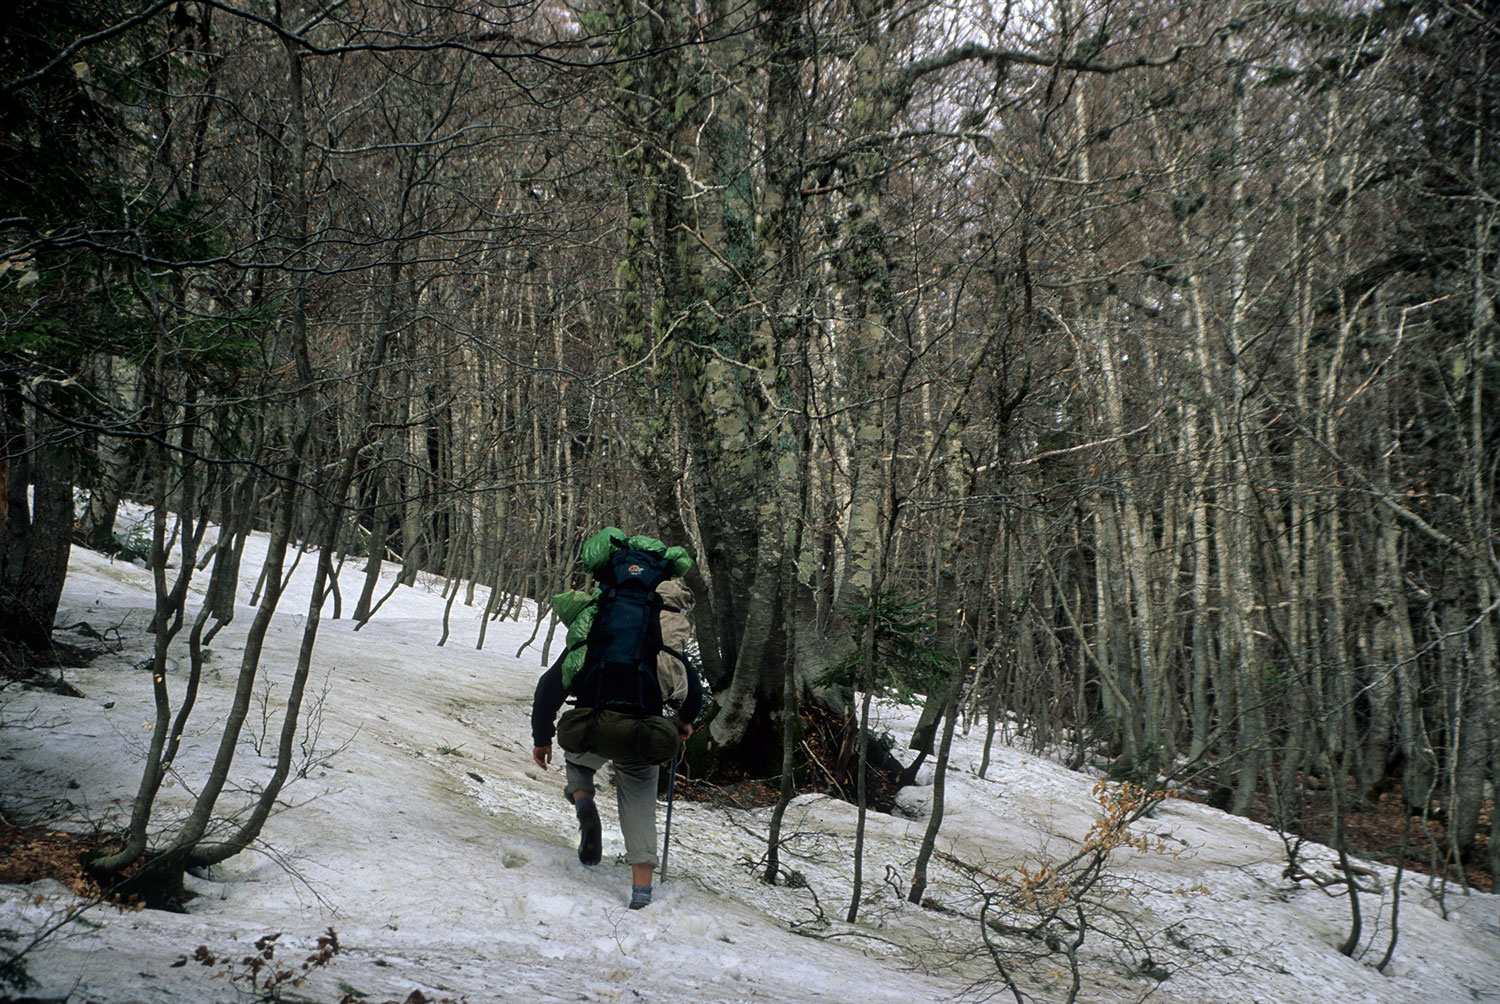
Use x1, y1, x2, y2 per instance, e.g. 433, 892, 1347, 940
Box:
3, 520, 1499, 1004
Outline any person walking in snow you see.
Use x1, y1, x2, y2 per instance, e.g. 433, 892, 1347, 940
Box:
529, 530, 704, 909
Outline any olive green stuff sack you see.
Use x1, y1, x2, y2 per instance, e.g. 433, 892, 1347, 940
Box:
556, 707, 678, 765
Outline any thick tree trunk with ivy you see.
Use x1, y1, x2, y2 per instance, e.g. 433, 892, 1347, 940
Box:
600, 0, 813, 774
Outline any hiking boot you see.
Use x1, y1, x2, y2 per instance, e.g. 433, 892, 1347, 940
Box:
629, 884, 652, 910
575, 794, 602, 866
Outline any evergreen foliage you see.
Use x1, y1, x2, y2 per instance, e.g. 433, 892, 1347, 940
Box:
820, 591, 956, 703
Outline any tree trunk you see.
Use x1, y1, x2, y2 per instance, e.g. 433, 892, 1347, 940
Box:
0, 382, 75, 659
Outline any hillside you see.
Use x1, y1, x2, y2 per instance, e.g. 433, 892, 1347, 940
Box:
2, 531, 1498, 1004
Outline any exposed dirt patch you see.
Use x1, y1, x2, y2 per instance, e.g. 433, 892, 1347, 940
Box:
0, 634, 100, 696
0, 819, 117, 899
676, 704, 903, 814
1237, 785, 1495, 894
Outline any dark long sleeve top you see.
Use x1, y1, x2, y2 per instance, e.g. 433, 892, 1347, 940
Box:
530, 652, 704, 748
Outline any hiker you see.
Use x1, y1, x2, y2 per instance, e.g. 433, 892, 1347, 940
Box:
529, 530, 705, 910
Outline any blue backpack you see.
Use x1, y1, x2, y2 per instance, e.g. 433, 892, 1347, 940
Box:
568, 544, 677, 715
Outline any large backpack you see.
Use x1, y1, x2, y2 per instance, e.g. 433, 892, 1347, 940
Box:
552, 530, 694, 763
570, 544, 673, 710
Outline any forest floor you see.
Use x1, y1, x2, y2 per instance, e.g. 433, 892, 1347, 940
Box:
6, 786, 1489, 907
4, 676, 1491, 902
1240, 785, 1494, 893
6, 537, 1500, 1004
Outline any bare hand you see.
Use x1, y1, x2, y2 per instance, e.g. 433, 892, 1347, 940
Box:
675, 719, 694, 741
532, 745, 552, 770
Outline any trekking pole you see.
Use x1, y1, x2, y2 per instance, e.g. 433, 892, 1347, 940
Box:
660, 749, 679, 883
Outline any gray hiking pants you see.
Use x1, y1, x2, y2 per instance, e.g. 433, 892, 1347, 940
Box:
563, 752, 660, 867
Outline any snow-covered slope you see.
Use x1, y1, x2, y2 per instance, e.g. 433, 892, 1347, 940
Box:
3, 524, 1497, 1003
